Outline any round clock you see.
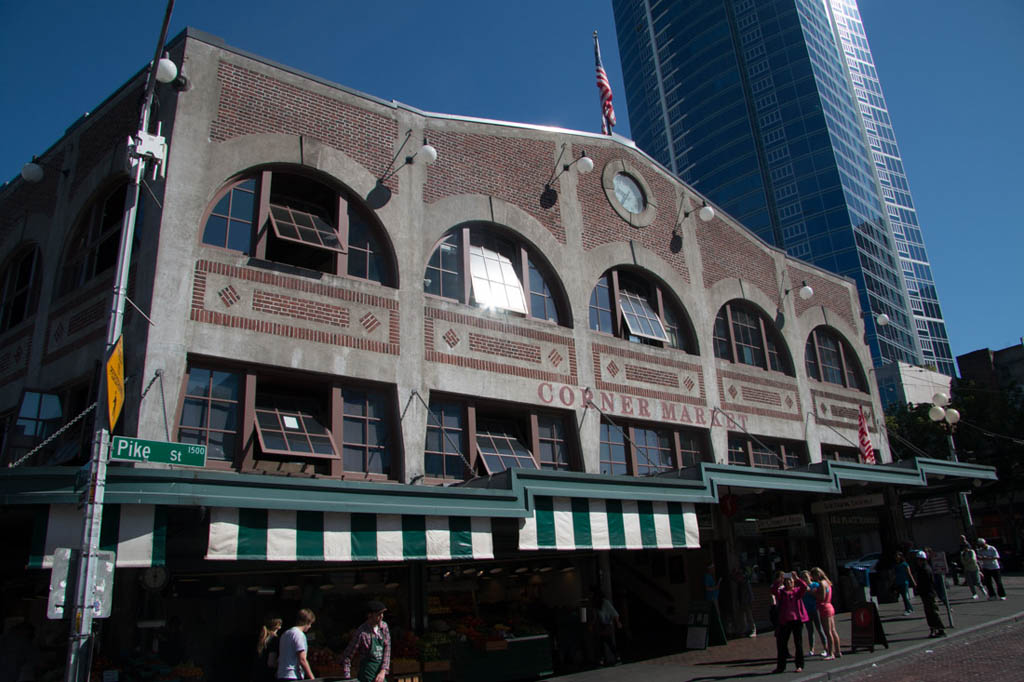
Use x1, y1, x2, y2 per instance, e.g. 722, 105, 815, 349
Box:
142, 566, 169, 591
613, 172, 646, 214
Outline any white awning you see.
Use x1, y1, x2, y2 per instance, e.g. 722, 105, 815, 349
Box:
518, 496, 699, 551
30, 504, 166, 568
206, 508, 494, 562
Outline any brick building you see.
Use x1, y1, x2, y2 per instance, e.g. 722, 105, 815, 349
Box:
0, 30, 994, 679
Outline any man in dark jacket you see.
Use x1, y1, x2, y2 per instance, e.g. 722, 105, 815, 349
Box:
913, 551, 945, 638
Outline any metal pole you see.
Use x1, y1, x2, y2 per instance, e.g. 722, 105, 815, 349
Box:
947, 431, 975, 537
65, 3, 175, 680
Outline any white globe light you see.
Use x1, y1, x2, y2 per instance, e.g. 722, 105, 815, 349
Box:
944, 408, 960, 424
698, 205, 715, 222
932, 392, 950, 407
576, 155, 594, 174
20, 162, 44, 183
875, 313, 890, 327
798, 283, 814, 300
156, 58, 178, 84
419, 144, 437, 165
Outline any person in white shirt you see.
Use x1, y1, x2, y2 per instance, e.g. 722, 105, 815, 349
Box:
277, 608, 316, 680
976, 539, 1007, 600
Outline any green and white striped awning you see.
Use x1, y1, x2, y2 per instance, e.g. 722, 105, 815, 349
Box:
206, 508, 494, 562
518, 497, 699, 551
30, 504, 167, 568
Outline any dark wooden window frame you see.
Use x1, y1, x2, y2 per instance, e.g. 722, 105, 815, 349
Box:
599, 418, 709, 476
805, 327, 867, 392
0, 244, 41, 333
589, 269, 697, 353
714, 301, 793, 375
727, 433, 806, 470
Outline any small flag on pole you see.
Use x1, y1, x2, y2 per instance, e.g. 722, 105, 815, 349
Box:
594, 31, 616, 135
858, 406, 876, 464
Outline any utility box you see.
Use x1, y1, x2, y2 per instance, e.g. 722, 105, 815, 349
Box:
47, 548, 117, 619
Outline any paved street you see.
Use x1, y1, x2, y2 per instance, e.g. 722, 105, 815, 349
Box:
549, 575, 1024, 681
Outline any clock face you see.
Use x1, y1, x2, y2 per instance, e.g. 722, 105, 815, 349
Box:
613, 173, 645, 214
142, 566, 169, 591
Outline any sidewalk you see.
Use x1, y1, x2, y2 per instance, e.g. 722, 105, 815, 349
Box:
549, 575, 1023, 681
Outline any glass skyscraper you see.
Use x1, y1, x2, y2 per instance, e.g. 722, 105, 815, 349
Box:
612, 0, 953, 375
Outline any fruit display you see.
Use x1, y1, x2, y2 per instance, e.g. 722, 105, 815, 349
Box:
307, 646, 337, 668
417, 631, 456, 661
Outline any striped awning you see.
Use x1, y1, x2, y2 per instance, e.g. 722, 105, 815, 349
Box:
206, 508, 494, 562
30, 504, 166, 568
518, 497, 699, 551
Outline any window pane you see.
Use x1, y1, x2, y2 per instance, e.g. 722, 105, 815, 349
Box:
181, 399, 207, 428
210, 372, 239, 401
202, 215, 228, 248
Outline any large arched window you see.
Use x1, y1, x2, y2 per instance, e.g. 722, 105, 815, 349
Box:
200, 168, 395, 286
713, 300, 793, 375
805, 326, 867, 391
0, 244, 41, 333
588, 268, 697, 353
57, 181, 128, 298
424, 223, 568, 325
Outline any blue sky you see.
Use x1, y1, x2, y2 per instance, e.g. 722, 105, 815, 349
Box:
1, 1, 1020, 363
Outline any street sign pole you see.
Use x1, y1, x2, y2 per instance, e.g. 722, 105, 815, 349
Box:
64, 3, 175, 680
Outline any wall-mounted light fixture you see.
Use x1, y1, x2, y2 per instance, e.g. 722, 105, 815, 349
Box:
546, 144, 593, 188
378, 130, 437, 185
782, 280, 814, 302
861, 309, 890, 327
155, 53, 189, 91
20, 156, 69, 183
683, 200, 715, 223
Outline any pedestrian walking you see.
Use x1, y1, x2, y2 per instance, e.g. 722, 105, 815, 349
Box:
590, 589, 623, 665
977, 538, 1007, 600
810, 567, 841, 659
277, 608, 316, 680
732, 567, 756, 638
252, 616, 282, 682
959, 538, 985, 599
891, 551, 917, 615
799, 570, 826, 656
771, 571, 809, 674
704, 562, 721, 605
341, 600, 392, 682
911, 551, 946, 638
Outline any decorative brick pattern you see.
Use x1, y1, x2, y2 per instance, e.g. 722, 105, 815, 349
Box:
606, 360, 620, 377
423, 131, 565, 243
360, 312, 381, 333
741, 386, 783, 407
424, 307, 577, 384
683, 377, 695, 392
68, 300, 107, 336
624, 364, 679, 388
0, 327, 32, 384
218, 285, 240, 307
443, 328, 461, 348
592, 342, 706, 407
697, 217, 778, 296
42, 275, 118, 364
468, 333, 542, 364
811, 388, 876, 432
578, 146, 690, 283
548, 349, 563, 368
718, 367, 802, 422
191, 260, 399, 354
211, 62, 398, 189
253, 290, 349, 327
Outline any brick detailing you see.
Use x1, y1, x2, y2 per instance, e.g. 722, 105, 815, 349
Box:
191, 260, 399, 354
578, 146, 690, 283
422, 131, 565, 243
785, 395, 794, 409
790, 266, 857, 330
811, 388, 876, 432
53, 322, 65, 344
253, 290, 350, 328
548, 349, 563, 368
696, 215, 778, 296
443, 329, 461, 348
211, 62, 398, 188
741, 386, 783, 407
830, 405, 859, 420
360, 312, 381, 333
424, 307, 578, 384
218, 285, 240, 307
468, 333, 542, 364
606, 360, 620, 377
683, 376, 695, 393
592, 342, 706, 406
624, 364, 679, 388
0, 151, 64, 246
68, 301, 107, 336
42, 275, 118, 364
0, 328, 32, 385
717, 367, 802, 422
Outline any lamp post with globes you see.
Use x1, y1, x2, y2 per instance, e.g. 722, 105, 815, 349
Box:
929, 392, 975, 538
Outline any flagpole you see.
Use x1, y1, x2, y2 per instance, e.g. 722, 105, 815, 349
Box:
593, 31, 616, 136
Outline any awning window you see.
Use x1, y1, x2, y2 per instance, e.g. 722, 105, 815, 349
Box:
618, 290, 668, 341
267, 203, 345, 253
468, 244, 528, 314
475, 421, 539, 474
254, 395, 337, 459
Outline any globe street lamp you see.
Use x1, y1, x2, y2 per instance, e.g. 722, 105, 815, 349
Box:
929, 392, 975, 537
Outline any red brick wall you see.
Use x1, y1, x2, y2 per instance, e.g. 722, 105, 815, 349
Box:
592, 342, 706, 406
697, 217, 778, 297
790, 265, 856, 330
0, 151, 65, 246
422, 131, 564, 243
579, 146, 690, 283
211, 62, 398, 186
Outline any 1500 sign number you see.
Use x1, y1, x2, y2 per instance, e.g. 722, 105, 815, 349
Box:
110, 437, 207, 467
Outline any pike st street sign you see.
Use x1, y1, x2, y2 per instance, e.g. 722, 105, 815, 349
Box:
110, 436, 206, 467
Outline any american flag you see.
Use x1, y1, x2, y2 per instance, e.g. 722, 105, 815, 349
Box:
594, 31, 616, 135
858, 406, 876, 464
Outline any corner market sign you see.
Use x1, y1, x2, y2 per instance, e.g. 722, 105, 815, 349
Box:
110, 437, 206, 467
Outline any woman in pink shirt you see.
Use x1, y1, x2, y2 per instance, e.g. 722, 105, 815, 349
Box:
771, 571, 809, 673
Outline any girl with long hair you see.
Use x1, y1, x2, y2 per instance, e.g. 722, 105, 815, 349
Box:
810, 567, 841, 659
253, 616, 283, 682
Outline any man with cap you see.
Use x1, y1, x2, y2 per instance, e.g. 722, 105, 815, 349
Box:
912, 550, 945, 638
977, 538, 1007, 600
341, 600, 391, 682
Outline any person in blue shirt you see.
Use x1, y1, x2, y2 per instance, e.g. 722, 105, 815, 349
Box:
892, 551, 917, 615
799, 570, 826, 656
704, 563, 721, 603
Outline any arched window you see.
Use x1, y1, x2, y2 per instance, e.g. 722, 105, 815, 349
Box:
424, 223, 568, 325
805, 326, 867, 391
0, 244, 41, 333
588, 268, 697, 353
200, 168, 395, 286
57, 182, 128, 298
713, 300, 793, 375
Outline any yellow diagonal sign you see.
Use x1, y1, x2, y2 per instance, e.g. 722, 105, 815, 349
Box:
106, 336, 125, 428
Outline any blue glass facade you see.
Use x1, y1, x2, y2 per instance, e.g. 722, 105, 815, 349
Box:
613, 0, 950, 374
